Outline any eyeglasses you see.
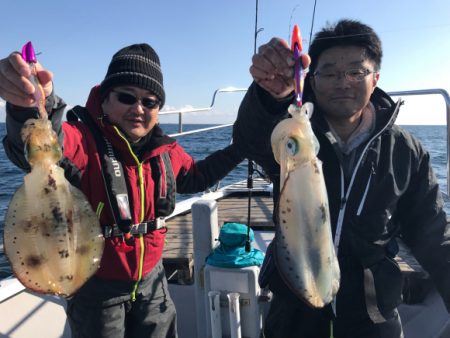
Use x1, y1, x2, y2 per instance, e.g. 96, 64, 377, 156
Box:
313, 68, 376, 82
112, 91, 160, 109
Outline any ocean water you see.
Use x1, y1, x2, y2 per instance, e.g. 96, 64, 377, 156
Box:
0, 123, 447, 278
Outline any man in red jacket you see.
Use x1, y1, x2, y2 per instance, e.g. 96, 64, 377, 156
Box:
1, 43, 244, 337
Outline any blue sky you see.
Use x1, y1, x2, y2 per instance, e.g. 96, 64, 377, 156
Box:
0, 0, 449, 124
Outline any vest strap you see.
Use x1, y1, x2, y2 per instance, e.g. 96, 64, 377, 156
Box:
103, 218, 166, 238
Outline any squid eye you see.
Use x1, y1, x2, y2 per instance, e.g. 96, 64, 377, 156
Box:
286, 137, 299, 156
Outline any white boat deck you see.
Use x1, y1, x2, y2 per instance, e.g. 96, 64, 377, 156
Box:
1, 268, 449, 338
0, 286, 70, 337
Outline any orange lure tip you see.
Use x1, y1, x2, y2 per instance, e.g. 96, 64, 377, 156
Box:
291, 24, 303, 52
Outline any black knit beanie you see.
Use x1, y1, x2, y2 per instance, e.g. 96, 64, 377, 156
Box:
99, 43, 165, 107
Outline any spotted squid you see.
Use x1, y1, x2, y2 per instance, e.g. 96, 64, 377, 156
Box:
3, 42, 104, 297
270, 102, 340, 308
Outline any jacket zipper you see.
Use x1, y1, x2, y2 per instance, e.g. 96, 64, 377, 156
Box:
114, 127, 146, 302
333, 166, 346, 256
332, 165, 346, 314
96, 202, 105, 218
331, 100, 402, 317
131, 162, 145, 302
357, 165, 374, 216
332, 100, 401, 253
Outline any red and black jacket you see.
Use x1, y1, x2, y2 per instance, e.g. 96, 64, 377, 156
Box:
3, 86, 244, 283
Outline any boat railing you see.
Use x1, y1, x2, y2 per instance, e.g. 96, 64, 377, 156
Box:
159, 87, 248, 136
159, 86, 248, 193
388, 88, 450, 195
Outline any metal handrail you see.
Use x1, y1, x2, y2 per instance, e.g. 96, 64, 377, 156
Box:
160, 87, 247, 192
388, 88, 450, 195
168, 124, 234, 138
159, 87, 247, 134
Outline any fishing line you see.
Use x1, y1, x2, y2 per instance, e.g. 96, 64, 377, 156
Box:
287, 0, 318, 50
306, 23, 450, 42
287, 4, 301, 43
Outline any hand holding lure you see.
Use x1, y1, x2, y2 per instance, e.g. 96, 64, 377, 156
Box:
290, 25, 309, 107
21, 41, 47, 119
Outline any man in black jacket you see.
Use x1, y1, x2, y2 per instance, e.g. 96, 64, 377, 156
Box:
233, 19, 450, 338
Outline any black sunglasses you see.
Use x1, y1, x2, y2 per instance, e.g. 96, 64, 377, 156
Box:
112, 91, 160, 109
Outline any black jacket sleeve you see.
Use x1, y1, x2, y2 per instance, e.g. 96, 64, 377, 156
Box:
176, 143, 244, 194
398, 141, 450, 312
2, 93, 67, 172
232, 82, 293, 179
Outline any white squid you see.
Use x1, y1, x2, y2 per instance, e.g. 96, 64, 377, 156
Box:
271, 102, 340, 308
4, 118, 104, 298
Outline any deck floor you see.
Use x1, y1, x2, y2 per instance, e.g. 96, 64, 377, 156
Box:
163, 191, 274, 283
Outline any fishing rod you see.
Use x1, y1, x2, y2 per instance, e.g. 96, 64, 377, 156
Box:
309, 0, 318, 49
245, 0, 263, 252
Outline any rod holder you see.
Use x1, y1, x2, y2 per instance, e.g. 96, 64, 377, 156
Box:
227, 292, 242, 338
208, 291, 222, 338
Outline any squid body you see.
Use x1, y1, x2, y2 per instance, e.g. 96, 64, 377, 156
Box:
4, 119, 104, 297
271, 102, 340, 308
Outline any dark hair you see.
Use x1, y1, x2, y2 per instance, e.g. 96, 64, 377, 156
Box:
308, 19, 383, 73
303, 19, 382, 102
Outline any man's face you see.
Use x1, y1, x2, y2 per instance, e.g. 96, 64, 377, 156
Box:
101, 86, 160, 143
310, 46, 379, 123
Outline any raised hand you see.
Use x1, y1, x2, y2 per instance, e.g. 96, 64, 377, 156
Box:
0, 52, 53, 107
250, 37, 310, 100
